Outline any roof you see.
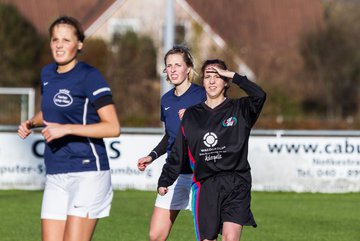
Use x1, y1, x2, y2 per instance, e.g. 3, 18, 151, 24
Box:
1, 0, 323, 76
185, 0, 323, 68
0, 0, 116, 34
186, 0, 323, 49
1, 0, 323, 46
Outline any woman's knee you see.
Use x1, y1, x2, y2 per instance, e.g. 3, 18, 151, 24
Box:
149, 228, 168, 241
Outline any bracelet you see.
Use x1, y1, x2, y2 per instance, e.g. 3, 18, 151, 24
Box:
29, 120, 35, 129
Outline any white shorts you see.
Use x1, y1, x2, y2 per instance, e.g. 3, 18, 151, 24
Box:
41, 170, 113, 220
155, 174, 192, 210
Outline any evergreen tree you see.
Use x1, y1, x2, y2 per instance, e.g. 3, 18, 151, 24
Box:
0, 4, 44, 87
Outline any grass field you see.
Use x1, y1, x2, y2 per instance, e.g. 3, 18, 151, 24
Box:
0, 190, 359, 241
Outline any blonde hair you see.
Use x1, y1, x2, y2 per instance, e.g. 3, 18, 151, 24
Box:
163, 45, 195, 82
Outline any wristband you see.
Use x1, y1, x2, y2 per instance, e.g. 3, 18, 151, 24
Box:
29, 120, 35, 129
148, 151, 158, 160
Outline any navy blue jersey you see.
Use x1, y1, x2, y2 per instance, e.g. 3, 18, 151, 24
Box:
41, 61, 112, 174
158, 74, 266, 187
160, 83, 206, 173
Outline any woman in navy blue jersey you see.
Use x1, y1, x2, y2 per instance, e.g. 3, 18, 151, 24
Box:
137, 46, 206, 241
17, 16, 120, 241
158, 59, 266, 241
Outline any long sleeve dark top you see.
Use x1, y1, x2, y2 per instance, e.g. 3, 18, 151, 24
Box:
148, 132, 169, 160
158, 73, 266, 188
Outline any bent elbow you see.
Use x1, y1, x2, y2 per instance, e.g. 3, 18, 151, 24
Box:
262, 91, 267, 101
112, 124, 121, 137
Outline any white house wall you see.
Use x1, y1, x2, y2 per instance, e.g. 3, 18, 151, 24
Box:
86, 0, 254, 79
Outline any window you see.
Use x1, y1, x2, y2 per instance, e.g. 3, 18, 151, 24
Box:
108, 18, 139, 40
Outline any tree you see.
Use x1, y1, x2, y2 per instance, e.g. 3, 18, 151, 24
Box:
79, 38, 109, 75
107, 31, 159, 126
0, 4, 44, 87
300, 2, 360, 120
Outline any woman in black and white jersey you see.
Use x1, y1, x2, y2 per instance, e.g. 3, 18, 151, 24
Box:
158, 59, 266, 241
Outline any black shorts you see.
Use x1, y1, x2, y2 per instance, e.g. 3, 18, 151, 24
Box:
191, 172, 257, 240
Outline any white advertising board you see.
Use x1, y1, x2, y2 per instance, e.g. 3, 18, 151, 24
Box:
0, 133, 359, 193
249, 136, 360, 193
0, 133, 165, 191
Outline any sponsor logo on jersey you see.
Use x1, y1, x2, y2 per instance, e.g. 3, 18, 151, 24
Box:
201, 132, 226, 163
164, 107, 171, 110
222, 117, 237, 127
203, 132, 218, 147
53, 89, 73, 107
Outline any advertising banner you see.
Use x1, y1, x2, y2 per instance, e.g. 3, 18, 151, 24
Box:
1, 133, 359, 193
249, 136, 360, 193
0, 133, 165, 191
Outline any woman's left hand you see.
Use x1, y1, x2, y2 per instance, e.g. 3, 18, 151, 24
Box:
158, 187, 168, 196
42, 120, 70, 142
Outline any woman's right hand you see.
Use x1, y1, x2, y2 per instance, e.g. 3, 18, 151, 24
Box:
210, 66, 235, 79
17, 120, 33, 139
137, 156, 153, 171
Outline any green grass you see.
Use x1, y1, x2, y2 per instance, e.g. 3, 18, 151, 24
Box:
0, 190, 359, 241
